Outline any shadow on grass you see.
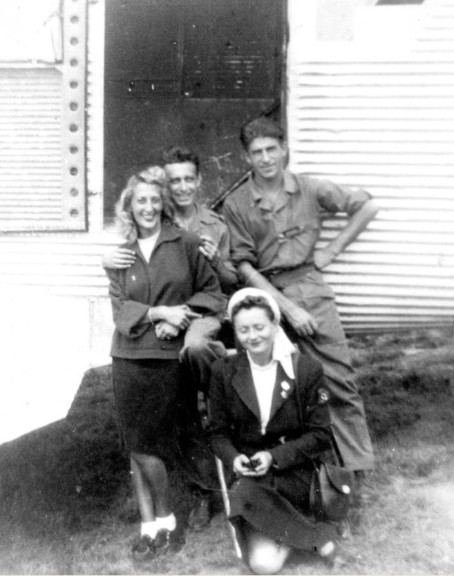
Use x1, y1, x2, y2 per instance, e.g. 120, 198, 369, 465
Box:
0, 367, 127, 537
0, 365, 203, 568
0, 328, 453, 574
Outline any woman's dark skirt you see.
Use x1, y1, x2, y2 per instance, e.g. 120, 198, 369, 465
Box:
112, 357, 183, 463
229, 469, 338, 552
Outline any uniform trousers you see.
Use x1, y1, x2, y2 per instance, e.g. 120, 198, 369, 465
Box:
179, 315, 227, 494
268, 265, 374, 471
179, 315, 226, 394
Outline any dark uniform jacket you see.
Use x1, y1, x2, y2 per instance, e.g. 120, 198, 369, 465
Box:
106, 223, 224, 360
208, 351, 332, 474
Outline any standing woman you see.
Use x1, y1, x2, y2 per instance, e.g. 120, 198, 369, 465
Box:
106, 167, 223, 562
209, 288, 340, 574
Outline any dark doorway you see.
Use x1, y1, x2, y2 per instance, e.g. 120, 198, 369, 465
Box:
104, 0, 286, 221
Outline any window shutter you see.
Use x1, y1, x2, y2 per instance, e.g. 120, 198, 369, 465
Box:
0, 0, 87, 232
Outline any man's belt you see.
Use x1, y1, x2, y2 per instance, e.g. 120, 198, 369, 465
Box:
265, 262, 315, 280
264, 262, 316, 289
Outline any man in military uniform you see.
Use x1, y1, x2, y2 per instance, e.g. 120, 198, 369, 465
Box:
160, 146, 238, 391
223, 117, 377, 480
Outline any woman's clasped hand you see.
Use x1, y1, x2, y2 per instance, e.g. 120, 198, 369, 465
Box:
233, 452, 273, 477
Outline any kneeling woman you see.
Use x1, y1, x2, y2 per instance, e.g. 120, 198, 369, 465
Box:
106, 167, 223, 561
208, 288, 338, 574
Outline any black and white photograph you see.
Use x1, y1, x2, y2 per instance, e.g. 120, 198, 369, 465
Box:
0, 0, 453, 573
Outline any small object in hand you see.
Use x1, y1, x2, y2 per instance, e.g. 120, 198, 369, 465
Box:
250, 458, 260, 469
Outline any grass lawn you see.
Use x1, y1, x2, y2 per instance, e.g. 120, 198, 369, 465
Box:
0, 328, 453, 574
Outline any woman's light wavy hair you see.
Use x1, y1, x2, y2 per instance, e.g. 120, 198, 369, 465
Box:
114, 166, 174, 243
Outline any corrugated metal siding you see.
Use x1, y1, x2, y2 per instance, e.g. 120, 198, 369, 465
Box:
0, 69, 63, 227
0, 235, 115, 297
0, 0, 87, 232
287, 0, 454, 331
0, 1, 109, 292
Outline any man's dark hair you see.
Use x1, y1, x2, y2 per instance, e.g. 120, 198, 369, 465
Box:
161, 146, 200, 174
240, 117, 285, 150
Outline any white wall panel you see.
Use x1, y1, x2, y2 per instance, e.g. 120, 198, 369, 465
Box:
287, 0, 454, 330
0, 70, 63, 226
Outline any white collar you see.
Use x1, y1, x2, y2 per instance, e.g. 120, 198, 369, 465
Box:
273, 327, 297, 379
247, 327, 296, 379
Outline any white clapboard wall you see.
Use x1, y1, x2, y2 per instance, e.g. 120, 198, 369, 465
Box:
287, 0, 454, 331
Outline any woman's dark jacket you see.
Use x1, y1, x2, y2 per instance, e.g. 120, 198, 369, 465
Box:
208, 351, 332, 473
106, 223, 224, 360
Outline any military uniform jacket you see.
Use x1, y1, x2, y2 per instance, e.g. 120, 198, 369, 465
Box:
175, 203, 238, 292
208, 351, 332, 474
175, 204, 232, 265
223, 171, 371, 276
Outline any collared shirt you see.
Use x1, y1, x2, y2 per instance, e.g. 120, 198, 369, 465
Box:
223, 171, 371, 275
246, 337, 296, 435
248, 357, 277, 435
174, 203, 234, 271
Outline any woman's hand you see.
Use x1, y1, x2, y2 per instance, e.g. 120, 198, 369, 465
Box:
199, 234, 220, 262
249, 451, 273, 476
102, 248, 136, 269
155, 321, 179, 340
233, 454, 255, 476
233, 452, 273, 477
160, 305, 202, 330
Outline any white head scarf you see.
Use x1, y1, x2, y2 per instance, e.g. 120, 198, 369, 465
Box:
227, 288, 297, 379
